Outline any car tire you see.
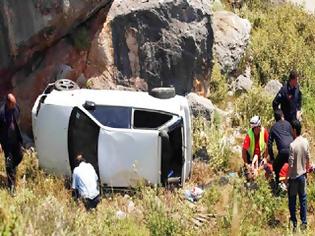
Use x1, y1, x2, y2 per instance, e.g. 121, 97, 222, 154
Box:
149, 87, 176, 99
54, 79, 79, 91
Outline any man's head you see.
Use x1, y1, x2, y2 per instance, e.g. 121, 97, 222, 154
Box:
250, 115, 261, 136
288, 70, 299, 88
6, 93, 16, 111
274, 110, 284, 122
75, 154, 86, 167
291, 120, 301, 138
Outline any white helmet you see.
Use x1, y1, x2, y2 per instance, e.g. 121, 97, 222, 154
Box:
250, 115, 261, 128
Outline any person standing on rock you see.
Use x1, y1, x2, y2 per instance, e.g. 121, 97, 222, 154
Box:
272, 70, 302, 124
0, 93, 24, 194
287, 120, 310, 231
242, 115, 269, 168
268, 110, 293, 185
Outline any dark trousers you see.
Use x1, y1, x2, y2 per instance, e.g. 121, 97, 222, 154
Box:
3, 144, 23, 188
83, 195, 100, 210
273, 149, 289, 184
288, 175, 307, 225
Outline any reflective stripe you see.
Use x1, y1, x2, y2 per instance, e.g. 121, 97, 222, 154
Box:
247, 127, 265, 159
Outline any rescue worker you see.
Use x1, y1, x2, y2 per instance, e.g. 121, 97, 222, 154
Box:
242, 116, 269, 168
268, 110, 293, 185
272, 70, 302, 124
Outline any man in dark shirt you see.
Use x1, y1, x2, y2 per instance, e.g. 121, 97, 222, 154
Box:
0, 94, 23, 194
268, 110, 293, 184
272, 70, 302, 124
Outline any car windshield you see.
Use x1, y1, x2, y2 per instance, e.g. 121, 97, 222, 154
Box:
87, 105, 132, 128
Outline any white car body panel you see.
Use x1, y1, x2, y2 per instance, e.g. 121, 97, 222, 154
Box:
32, 103, 72, 175
98, 128, 160, 187
32, 87, 192, 187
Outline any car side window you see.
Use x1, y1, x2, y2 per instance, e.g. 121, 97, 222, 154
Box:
88, 105, 132, 128
133, 110, 173, 129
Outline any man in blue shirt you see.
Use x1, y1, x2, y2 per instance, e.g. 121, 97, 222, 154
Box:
268, 110, 293, 185
272, 70, 302, 124
72, 154, 100, 210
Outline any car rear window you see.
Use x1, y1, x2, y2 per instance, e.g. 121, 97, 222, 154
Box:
133, 110, 173, 129
88, 105, 132, 128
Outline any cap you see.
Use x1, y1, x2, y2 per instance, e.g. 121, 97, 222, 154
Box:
250, 115, 261, 128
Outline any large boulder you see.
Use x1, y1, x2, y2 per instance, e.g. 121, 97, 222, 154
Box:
87, 0, 214, 94
0, 0, 111, 88
212, 11, 251, 74
186, 92, 215, 121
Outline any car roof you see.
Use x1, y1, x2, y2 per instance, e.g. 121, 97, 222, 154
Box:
44, 89, 187, 115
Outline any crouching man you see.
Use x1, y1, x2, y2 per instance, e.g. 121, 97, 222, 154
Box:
72, 155, 100, 210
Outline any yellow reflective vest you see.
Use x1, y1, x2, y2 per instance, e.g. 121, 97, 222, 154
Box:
247, 127, 266, 159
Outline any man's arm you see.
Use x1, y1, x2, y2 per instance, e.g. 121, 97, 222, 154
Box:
287, 144, 294, 178
272, 89, 283, 112
242, 148, 248, 165
71, 172, 78, 200
267, 129, 275, 161
306, 140, 310, 171
297, 89, 302, 121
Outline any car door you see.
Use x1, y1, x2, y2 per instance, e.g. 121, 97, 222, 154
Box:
98, 128, 160, 187
68, 107, 100, 175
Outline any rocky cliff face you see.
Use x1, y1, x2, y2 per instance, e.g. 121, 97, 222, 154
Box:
1, 0, 217, 135
87, 0, 214, 94
0, 0, 112, 91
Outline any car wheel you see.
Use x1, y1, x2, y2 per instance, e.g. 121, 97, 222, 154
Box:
54, 79, 79, 91
149, 87, 176, 99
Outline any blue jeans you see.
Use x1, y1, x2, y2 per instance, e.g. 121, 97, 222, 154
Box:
288, 174, 307, 225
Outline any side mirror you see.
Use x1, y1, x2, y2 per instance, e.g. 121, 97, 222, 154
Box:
83, 101, 96, 111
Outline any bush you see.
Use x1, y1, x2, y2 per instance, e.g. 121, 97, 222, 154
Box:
208, 60, 228, 104
192, 116, 232, 172
233, 86, 274, 129
238, 3, 315, 131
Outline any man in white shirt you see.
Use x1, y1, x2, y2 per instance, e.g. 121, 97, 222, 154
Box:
72, 155, 100, 210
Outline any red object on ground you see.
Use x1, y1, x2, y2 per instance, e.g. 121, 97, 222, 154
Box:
279, 163, 289, 181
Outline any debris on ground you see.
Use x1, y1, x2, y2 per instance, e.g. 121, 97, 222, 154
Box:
184, 186, 204, 202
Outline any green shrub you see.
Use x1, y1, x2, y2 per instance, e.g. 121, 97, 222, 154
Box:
203, 186, 221, 213
233, 86, 274, 129
237, 2, 315, 130
208, 60, 228, 104
192, 116, 232, 172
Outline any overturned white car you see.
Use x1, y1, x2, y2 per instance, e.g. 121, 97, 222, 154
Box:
32, 80, 192, 187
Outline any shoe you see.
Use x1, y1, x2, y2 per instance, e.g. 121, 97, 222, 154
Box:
289, 221, 297, 232
9, 184, 16, 197
300, 223, 307, 231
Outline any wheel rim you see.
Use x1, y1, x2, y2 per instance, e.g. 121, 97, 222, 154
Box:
55, 79, 77, 90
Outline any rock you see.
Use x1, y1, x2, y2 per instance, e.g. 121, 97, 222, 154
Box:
11, 38, 89, 134
235, 75, 252, 93
212, 11, 251, 73
288, 0, 315, 14
87, 0, 214, 94
54, 64, 74, 81
231, 66, 252, 93
264, 80, 282, 97
0, 0, 112, 83
186, 92, 215, 121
